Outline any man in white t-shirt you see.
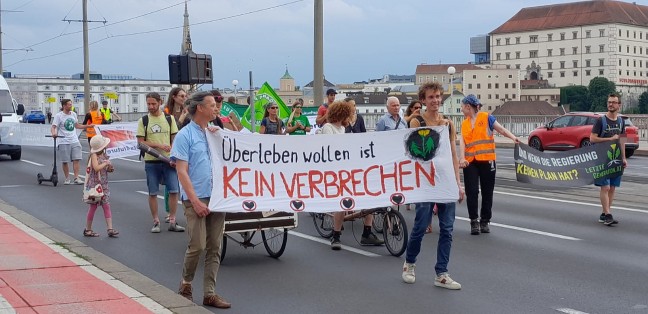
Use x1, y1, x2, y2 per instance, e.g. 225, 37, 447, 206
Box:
51, 99, 95, 185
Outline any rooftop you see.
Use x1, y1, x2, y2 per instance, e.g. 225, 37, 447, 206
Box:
492, 101, 565, 115
416, 64, 481, 74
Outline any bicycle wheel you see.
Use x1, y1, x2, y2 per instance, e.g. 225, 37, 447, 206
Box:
312, 213, 334, 238
261, 228, 288, 258
220, 235, 228, 262
372, 212, 384, 234
383, 210, 408, 257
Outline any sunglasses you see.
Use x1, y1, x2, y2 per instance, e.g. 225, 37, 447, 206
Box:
294, 106, 302, 108
413, 106, 421, 109
214, 96, 223, 102
269, 106, 278, 109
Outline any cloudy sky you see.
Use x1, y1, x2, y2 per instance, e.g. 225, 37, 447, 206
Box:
2, 0, 585, 88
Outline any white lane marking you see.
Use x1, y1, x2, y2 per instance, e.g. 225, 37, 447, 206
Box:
134, 191, 380, 257
456, 217, 581, 241
288, 231, 380, 257
0, 185, 27, 188
21, 159, 44, 166
111, 179, 146, 183
495, 191, 648, 214
136, 191, 182, 204
115, 157, 141, 163
556, 308, 590, 314
0, 295, 16, 313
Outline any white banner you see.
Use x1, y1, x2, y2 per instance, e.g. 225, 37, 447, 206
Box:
207, 127, 459, 213
94, 123, 139, 158
0, 123, 77, 147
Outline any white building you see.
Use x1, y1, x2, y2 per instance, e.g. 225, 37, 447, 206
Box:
489, 0, 648, 103
7, 74, 173, 115
462, 68, 522, 112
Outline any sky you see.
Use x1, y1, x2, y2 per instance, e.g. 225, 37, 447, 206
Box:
1, 0, 591, 89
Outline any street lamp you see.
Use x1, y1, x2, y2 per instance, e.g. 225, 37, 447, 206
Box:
447, 66, 456, 115
232, 79, 239, 104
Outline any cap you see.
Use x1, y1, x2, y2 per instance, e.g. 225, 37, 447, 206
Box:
326, 88, 337, 95
461, 94, 482, 108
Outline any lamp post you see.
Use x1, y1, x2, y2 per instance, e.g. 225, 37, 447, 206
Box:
232, 79, 239, 104
447, 66, 456, 115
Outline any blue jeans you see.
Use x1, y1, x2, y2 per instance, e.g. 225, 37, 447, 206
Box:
144, 162, 179, 195
405, 202, 455, 275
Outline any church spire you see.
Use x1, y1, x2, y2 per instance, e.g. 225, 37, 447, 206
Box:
181, 0, 192, 54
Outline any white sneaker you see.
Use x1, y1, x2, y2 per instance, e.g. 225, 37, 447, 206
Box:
64, 179, 72, 185
402, 262, 415, 284
73, 177, 84, 185
151, 222, 161, 233
434, 273, 461, 290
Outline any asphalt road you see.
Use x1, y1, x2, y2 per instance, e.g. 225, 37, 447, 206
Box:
1, 145, 647, 314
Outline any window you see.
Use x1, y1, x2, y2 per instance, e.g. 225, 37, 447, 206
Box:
516, 64, 521, 69
72, 85, 79, 91
547, 34, 553, 41
627, 30, 630, 37
619, 59, 622, 66
586, 30, 591, 38
548, 72, 553, 78
512, 94, 516, 99
552, 116, 571, 128
468, 83, 472, 89
599, 59, 605, 66
505, 94, 509, 99
512, 83, 516, 88
573, 60, 578, 68
634, 31, 636, 39
634, 60, 637, 67
59, 86, 64, 91
586, 59, 591, 67
627, 59, 629, 66
560, 61, 565, 69
585, 46, 591, 54
472, 75, 476, 79
100, 86, 106, 91
560, 33, 565, 40
634, 46, 637, 54
496, 53, 501, 60
506, 65, 511, 69
599, 45, 605, 53
560, 71, 565, 77
627, 46, 630, 53
160, 87, 166, 92
515, 37, 520, 44
477, 83, 481, 89
530, 35, 538, 43
508, 74, 513, 79
488, 83, 492, 89
496, 38, 501, 46
547, 62, 553, 69
131, 86, 138, 91
58, 93, 65, 102
488, 94, 492, 99
505, 38, 510, 45
505, 52, 510, 60
504, 83, 509, 88
477, 95, 481, 99
45, 85, 50, 90
495, 83, 499, 88
572, 31, 578, 39
547, 49, 553, 56
530, 50, 538, 58
495, 94, 500, 99
573, 70, 578, 77
619, 45, 622, 52
599, 69, 604, 75
515, 51, 520, 59
560, 48, 565, 56
131, 94, 138, 104
573, 47, 578, 54
599, 29, 605, 37
146, 87, 152, 91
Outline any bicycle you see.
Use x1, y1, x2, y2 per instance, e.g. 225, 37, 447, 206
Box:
312, 207, 408, 257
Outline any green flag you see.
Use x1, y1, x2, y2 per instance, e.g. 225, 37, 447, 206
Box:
241, 82, 291, 132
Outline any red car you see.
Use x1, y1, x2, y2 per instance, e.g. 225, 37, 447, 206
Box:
528, 112, 639, 157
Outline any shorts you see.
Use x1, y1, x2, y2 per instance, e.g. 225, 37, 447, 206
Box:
594, 176, 622, 187
58, 143, 82, 163
145, 162, 179, 195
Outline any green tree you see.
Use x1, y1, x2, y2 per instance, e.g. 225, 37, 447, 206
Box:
587, 77, 617, 112
638, 91, 648, 114
560, 85, 589, 111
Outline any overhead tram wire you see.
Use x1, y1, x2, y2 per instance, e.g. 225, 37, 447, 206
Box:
4, 0, 306, 67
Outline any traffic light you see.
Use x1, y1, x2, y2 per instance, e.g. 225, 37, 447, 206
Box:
168, 53, 213, 84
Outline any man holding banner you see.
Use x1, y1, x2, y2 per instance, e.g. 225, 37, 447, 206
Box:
590, 93, 627, 226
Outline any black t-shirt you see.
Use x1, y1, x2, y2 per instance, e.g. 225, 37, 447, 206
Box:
591, 116, 625, 138
345, 114, 366, 133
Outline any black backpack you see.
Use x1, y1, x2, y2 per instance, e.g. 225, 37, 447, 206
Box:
139, 114, 173, 160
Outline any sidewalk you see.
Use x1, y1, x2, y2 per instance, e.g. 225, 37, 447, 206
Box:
493, 136, 648, 157
0, 200, 211, 314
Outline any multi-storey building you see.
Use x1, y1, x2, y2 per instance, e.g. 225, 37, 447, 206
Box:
489, 0, 648, 104
415, 64, 481, 90
462, 68, 522, 112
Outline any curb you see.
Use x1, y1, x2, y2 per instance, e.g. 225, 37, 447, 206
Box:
0, 198, 211, 314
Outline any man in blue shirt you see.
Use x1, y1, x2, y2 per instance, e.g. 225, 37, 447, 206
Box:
375, 96, 407, 131
171, 91, 231, 309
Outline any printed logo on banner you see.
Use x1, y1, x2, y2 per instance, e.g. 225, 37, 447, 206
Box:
390, 193, 405, 205
405, 128, 440, 161
340, 197, 355, 211
607, 143, 622, 167
290, 200, 305, 212
242, 200, 257, 212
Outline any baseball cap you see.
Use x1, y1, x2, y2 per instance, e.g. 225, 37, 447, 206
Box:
326, 88, 337, 95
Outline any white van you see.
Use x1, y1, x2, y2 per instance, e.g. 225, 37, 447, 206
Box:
0, 76, 22, 160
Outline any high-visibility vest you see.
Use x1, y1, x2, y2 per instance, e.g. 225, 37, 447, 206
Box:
86, 111, 103, 138
100, 107, 112, 121
462, 111, 496, 162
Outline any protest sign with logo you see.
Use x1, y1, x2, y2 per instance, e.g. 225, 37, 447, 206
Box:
94, 123, 139, 158
240, 82, 291, 132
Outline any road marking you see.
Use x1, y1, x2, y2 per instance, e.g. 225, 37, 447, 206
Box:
111, 179, 146, 183
288, 231, 380, 257
115, 157, 141, 163
556, 308, 589, 314
455, 217, 581, 241
136, 191, 182, 204
495, 191, 648, 214
0, 185, 27, 188
21, 159, 44, 166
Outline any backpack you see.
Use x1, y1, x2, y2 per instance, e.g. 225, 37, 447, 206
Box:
139, 114, 173, 160
598, 116, 624, 137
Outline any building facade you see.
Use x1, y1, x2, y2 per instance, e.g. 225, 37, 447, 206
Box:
415, 63, 482, 88
489, 0, 648, 105
462, 68, 522, 112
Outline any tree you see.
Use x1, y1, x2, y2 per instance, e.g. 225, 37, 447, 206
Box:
587, 77, 617, 112
639, 91, 648, 114
560, 85, 589, 112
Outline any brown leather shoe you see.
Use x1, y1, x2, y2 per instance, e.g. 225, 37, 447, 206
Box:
178, 282, 192, 301
203, 294, 231, 309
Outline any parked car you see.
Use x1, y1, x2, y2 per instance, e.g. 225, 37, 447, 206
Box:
23, 110, 46, 124
528, 112, 639, 158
